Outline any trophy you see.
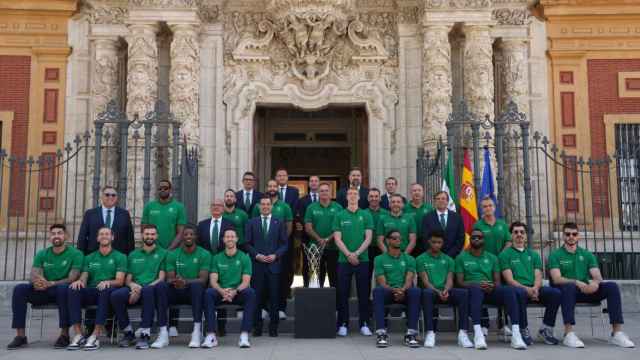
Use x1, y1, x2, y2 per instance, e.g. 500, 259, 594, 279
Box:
303, 242, 326, 288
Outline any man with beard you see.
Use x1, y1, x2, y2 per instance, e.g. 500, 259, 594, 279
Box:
67, 227, 127, 351
165, 225, 211, 348
403, 183, 433, 256
222, 189, 249, 247
8, 224, 83, 350
376, 194, 417, 255
380, 177, 406, 210
363, 188, 388, 277
110, 225, 168, 350
142, 180, 187, 251
455, 229, 527, 350
336, 167, 369, 209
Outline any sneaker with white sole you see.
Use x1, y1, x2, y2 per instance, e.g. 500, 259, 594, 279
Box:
238, 332, 251, 348
510, 330, 528, 350
83, 335, 99, 351
474, 331, 488, 350
168, 327, 179, 337
610, 331, 635, 348
238, 311, 244, 319
261, 309, 268, 320
201, 334, 218, 348
538, 327, 560, 345
337, 326, 348, 337
376, 332, 389, 348
150, 331, 169, 349
482, 327, 489, 337
424, 331, 436, 348
563, 332, 585, 348
67, 334, 86, 351
188, 331, 201, 348
279, 311, 287, 320
403, 334, 420, 348
360, 325, 373, 336
503, 325, 513, 337
458, 330, 474, 348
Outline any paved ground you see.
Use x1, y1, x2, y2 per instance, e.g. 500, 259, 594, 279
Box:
0, 312, 638, 360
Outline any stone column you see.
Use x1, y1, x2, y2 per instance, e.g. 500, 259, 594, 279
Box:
422, 24, 453, 148
126, 22, 159, 120
92, 37, 121, 115
463, 25, 495, 121
500, 38, 529, 115
169, 23, 200, 144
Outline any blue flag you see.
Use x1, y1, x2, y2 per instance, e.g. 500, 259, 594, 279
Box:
479, 148, 502, 218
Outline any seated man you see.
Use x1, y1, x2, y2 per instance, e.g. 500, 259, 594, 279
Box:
8, 224, 83, 350
67, 227, 127, 350
499, 221, 561, 346
417, 229, 472, 348
549, 222, 634, 348
372, 230, 421, 348
110, 224, 168, 350
165, 225, 210, 348
204, 229, 256, 348
455, 229, 527, 350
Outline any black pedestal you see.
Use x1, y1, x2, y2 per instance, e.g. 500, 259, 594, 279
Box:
294, 287, 336, 338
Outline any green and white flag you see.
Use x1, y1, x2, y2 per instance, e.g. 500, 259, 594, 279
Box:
442, 151, 457, 211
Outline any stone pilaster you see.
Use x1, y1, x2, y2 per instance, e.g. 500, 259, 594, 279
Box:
500, 38, 529, 115
169, 23, 200, 144
91, 37, 120, 115
126, 22, 159, 120
463, 24, 495, 121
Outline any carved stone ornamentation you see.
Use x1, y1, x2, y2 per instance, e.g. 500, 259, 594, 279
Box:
398, 6, 420, 24
126, 23, 159, 120
92, 38, 120, 115
463, 25, 495, 121
425, 0, 493, 9
86, 4, 128, 25
170, 24, 201, 144
492, 8, 530, 25
500, 38, 529, 115
129, 0, 198, 8
422, 25, 453, 146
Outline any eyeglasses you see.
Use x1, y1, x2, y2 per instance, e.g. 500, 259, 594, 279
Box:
103, 193, 117, 197
512, 230, 526, 235
471, 235, 483, 240
242, 178, 255, 182
158, 186, 170, 190
564, 232, 579, 237
387, 236, 401, 240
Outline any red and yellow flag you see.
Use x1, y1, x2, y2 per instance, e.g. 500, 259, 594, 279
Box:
459, 149, 478, 249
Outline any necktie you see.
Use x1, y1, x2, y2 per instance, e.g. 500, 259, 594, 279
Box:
262, 216, 268, 237
105, 209, 112, 228
312, 193, 317, 202
439, 213, 446, 229
279, 187, 285, 200
245, 192, 251, 209
211, 219, 219, 251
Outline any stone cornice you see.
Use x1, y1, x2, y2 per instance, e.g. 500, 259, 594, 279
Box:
0, 0, 77, 13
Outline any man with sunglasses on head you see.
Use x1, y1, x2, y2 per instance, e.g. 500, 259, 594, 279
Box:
548, 222, 634, 348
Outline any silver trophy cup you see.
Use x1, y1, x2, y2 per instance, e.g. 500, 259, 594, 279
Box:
303, 242, 326, 288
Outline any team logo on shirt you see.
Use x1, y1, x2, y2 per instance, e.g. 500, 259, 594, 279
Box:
440, 259, 446, 265
193, 258, 198, 263
483, 258, 489, 264
236, 260, 241, 266
578, 255, 584, 262
109, 259, 114, 264
400, 261, 406, 267
154, 254, 159, 259
62, 260, 68, 266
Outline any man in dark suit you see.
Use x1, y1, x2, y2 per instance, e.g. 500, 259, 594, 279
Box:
295, 175, 320, 287
197, 198, 236, 255
245, 195, 289, 337
336, 167, 369, 209
236, 171, 262, 216
380, 176, 407, 210
421, 191, 465, 258
77, 185, 135, 256
274, 168, 299, 318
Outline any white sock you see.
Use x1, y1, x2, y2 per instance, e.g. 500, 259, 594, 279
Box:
124, 325, 133, 333
193, 323, 201, 333
407, 329, 417, 336
140, 328, 151, 336
240, 331, 248, 337
159, 326, 168, 335
474, 324, 483, 335
512, 324, 520, 334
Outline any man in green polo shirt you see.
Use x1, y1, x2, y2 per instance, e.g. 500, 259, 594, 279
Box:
376, 194, 416, 254
372, 230, 421, 348
165, 225, 211, 348
333, 186, 373, 337
455, 229, 527, 350
364, 188, 388, 277
473, 196, 511, 256
304, 182, 343, 288
404, 183, 434, 256
499, 221, 561, 346
67, 227, 127, 351
223, 189, 249, 245
204, 228, 256, 348
8, 224, 83, 350
418, 229, 472, 348
110, 224, 168, 350
548, 222, 634, 348
141, 179, 187, 250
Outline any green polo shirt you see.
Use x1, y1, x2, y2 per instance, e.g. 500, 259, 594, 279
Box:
127, 247, 167, 286
304, 201, 343, 250
363, 207, 389, 248
165, 246, 211, 280
403, 202, 434, 240
455, 250, 499, 284
499, 246, 541, 287
374, 252, 416, 288
82, 249, 127, 288
416, 251, 454, 291
33, 246, 84, 282
210, 250, 252, 289
376, 212, 416, 251
222, 208, 249, 244
473, 218, 511, 255
548, 246, 598, 283
332, 207, 374, 263
251, 200, 293, 222
141, 198, 187, 249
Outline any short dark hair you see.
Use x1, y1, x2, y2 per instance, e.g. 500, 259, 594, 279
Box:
49, 223, 66, 232
428, 229, 445, 240
242, 171, 256, 179
308, 175, 320, 182
390, 193, 404, 201
182, 224, 198, 237
141, 224, 158, 233
368, 187, 381, 195
563, 222, 579, 231
224, 188, 236, 196
158, 179, 172, 188
97, 226, 113, 236
275, 168, 288, 175
385, 177, 398, 185
385, 229, 400, 239
223, 228, 238, 237
348, 167, 362, 176
434, 190, 449, 200
510, 221, 528, 233
260, 194, 272, 202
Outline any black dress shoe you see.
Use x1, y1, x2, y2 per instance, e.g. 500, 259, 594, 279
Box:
54, 334, 70, 349
7, 336, 28, 350
268, 328, 278, 337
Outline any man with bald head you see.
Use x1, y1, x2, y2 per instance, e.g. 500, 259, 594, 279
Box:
198, 199, 236, 255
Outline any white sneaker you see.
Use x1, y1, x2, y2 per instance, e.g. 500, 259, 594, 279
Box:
360, 325, 373, 336
610, 331, 635, 348
458, 330, 474, 348
201, 334, 218, 348
83, 335, 100, 351
511, 330, 528, 350
168, 326, 179, 337
503, 325, 513, 336
563, 332, 585, 348
474, 331, 488, 350
238, 332, 251, 348
67, 334, 86, 350
188, 331, 201, 348
151, 331, 169, 349
279, 310, 287, 320
424, 331, 436, 348
134, 328, 142, 338
482, 327, 489, 337
238, 311, 244, 319
261, 309, 268, 320
337, 326, 348, 337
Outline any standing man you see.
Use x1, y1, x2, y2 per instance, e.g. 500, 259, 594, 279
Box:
165, 225, 211, 348
376, 194, 417, 254
296, 175, 321, 287
236, 171, 262, 215
223, 189, 249, 247
363, 188, 388, 278
403, 183, 433, 256
197, 199, 235, 255
275, 168, 300, 211
499, 221, 562, 346
77, 185, 135, 255
474, 196, 511, 256
422, 191, 465, 258
418, 229, 472, 348
372, 230, 421, 348
380, 177, 406, 210
8, 224, 83, 350
336, 167, 369, 209
304, 182, 343, 289
141, 179, 187, 251
67, 227, 126, 351
455, 229, 527, 350
245, 196, 289, 337
110, 225, 168, 350
333, 187, 373, 337
548, 222, 634, 348
204, 229, 256, 348
274, 168, 299, 317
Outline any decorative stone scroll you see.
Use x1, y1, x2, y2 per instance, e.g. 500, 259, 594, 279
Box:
170, 23, 201, 144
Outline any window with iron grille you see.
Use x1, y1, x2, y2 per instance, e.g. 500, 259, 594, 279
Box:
615, 123, 640, 231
